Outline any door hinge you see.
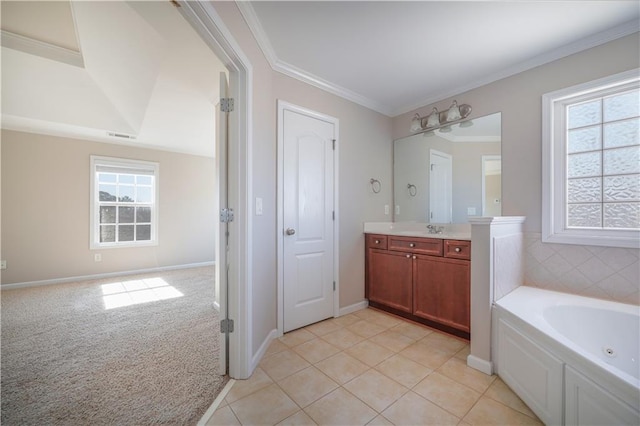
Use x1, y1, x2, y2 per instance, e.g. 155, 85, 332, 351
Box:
332, 211, 335, 221
221, 98, 234, 112
333, 281, 336, 291
220, 208, 235, 223
430, 212, 433, 219
220, 319, 234, 333
332, 139, 336, 150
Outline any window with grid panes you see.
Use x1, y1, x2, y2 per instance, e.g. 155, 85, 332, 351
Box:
542, 69, 640, 248
90, 156, 159, 248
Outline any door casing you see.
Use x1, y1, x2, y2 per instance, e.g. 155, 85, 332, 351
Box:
276, 100, 340, 336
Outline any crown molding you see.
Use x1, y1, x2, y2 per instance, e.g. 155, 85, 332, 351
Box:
236, 1, 392, 116
393, 19, 640, 116
1, 30, 84, 68
237, 1, 638, 119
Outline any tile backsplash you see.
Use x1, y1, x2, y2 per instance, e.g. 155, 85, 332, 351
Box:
523, 233, 640, 305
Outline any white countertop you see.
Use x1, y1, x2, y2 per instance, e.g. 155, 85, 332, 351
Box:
363, 222, 471, 241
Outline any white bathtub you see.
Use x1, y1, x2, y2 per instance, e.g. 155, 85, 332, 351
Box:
494, 286, 640, 425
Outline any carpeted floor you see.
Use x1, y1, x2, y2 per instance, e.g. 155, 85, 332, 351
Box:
1, 266, 227, 425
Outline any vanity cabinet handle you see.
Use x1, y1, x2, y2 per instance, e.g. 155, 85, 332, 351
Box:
409, 243, 415, 247
406, 254, 411, 258
413, 255, 417, 259
455, 247, 462, 253
375, 240, 380, 244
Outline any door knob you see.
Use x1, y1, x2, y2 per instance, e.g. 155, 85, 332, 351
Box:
286, 228, 296, 236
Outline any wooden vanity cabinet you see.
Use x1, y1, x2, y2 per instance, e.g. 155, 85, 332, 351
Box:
365, 233, 470, 339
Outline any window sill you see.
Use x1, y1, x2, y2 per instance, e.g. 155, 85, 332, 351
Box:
90, 241, 159, 250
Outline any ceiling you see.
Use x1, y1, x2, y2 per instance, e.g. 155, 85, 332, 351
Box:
1, 2, 637, 157
242, 1, 640, 116
1, 1, 226, 158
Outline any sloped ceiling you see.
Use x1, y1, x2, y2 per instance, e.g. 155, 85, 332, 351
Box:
1, 1, 226, 158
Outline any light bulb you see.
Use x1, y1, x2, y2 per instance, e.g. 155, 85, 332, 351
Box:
426, 108, 440, 128
446, 100, 461, 122
410, 113, 421, 132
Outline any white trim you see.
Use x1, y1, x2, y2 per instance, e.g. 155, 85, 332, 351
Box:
0, 261, 215, 290
339, 300, 369, 317
234, 5, 639, 118
481, 155, 502, 216
236, 2, 390, 116
469, 216, 527, 225
179, 1, 253, 379
197, 379, 236, 426
0, 30, 84, 68
542, 68, 640, 249
467, 354, 493, 376
276, 100, 340, 336
251, 329, 278, 371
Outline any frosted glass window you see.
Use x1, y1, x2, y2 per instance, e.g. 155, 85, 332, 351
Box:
565, 86, 640, 230
91, 156, 158, 248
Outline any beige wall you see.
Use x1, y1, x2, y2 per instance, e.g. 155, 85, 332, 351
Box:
393, 33, 640, 303
1, 130, 216, 285
211, 2, 393, 357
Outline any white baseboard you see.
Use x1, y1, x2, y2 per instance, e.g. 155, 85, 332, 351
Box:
1, 261, 216, 290
467, 354, 493, 375
338, 299, 369, 316
250, 328, 278, 373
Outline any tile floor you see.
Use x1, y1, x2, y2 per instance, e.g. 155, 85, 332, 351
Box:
206, 308, 542, 425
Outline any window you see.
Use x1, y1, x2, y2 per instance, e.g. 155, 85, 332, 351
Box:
90, 156, 159, 249
542, 69, 640, 248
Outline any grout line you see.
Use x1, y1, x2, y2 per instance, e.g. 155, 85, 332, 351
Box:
197, 378, 236, 426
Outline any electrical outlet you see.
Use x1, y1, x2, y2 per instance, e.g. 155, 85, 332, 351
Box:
0, 260, 6, 270
94, 254, 102, 262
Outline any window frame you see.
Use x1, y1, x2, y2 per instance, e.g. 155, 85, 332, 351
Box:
90, 155, 160, 249
542, 68, 640, 249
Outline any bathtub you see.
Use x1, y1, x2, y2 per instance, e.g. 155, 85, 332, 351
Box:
494, 286, 640, 425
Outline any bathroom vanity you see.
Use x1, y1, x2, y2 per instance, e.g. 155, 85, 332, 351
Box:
364, 227, 471, 340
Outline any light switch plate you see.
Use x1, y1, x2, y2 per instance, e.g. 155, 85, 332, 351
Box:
384, 205, 390, 215
467, 207, 476, 215
255, 197, 263, 215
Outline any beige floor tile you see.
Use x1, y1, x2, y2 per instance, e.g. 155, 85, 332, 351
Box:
367, 415, 394, 425
315, 352, 369, 385
260, 349, 310, 381
454, 344, 471, 361
369, 329, 416, 352
278, 366, 339, 408
347, 320, 387, 338
277, 410, 317, 425
279, 329, 316, 347
304, 388, 377, 426
382, 391, 460, 426
437, 358, 496, 393
421, 331, 467, 354
333, 313, 362, 327
344, 369, 409, 412
345, 339, 395, 367
375, 354, 432, 388
484, 378, 539, 419
218, 398, 228, 409
225, 367, 274, 403
305, 318, 343, 336
400, 340, 454, 370
352, 308, 384, 321
369, 312, 404, 329
464, 397, 543, 425
320, 327, 365, 350
391, 321, 434, 340
292, 338, 341, 364
229, 384, 299, 425
206, 405, 240, 426
265, 339, 289, 356
413, 372, 481, 418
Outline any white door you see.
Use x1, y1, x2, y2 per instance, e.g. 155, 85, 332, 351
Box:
215, 72, 228, 375
429, 149, 453, 223
282, 105, 336, 333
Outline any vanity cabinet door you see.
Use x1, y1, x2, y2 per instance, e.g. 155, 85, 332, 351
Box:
413, 255, 470, 332
367, 249, 413, 314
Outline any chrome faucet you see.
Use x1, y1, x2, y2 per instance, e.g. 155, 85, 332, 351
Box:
426, 224, 444, 234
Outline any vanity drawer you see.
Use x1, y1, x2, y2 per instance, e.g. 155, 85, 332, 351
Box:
389, 236, 443, 256
444, 240, 471, 260
366, 234, 388, 250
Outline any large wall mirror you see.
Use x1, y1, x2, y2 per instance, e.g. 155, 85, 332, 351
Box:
394, 112, 502, 223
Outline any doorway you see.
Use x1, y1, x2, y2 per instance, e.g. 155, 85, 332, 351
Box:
429, 149, 453, 223
277, 101, 339, 334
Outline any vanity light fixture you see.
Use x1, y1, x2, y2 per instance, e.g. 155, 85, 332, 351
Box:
409, 100, 472, 134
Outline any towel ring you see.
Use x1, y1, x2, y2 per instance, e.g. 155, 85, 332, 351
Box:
370, 178, 381, 194
407, 183, 417, 197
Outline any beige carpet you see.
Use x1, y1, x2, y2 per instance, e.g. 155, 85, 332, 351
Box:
1, 266, 227, 425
